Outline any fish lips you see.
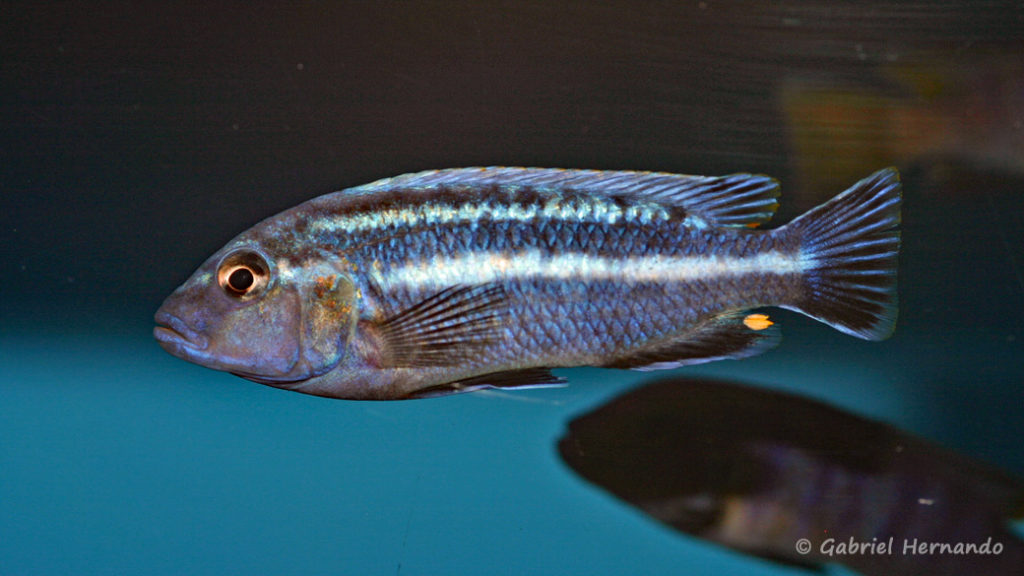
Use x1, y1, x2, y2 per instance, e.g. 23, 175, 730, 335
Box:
154, 304, 308, 384
153, 310, 210, 356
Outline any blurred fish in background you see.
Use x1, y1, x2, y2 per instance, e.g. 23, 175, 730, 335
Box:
559, 377, 1024, 576
780, 48, 1024, 198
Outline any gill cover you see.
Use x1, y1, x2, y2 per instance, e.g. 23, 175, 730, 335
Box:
299, 265, 359, 377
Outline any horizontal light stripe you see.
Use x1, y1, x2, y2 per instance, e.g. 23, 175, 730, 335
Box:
309, 200, 670, 236
372, 249, 802, 292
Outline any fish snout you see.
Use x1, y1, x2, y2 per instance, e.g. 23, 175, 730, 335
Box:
153, 310, 209, 352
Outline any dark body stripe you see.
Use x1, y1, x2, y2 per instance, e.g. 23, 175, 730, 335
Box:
320, 211, 803, 368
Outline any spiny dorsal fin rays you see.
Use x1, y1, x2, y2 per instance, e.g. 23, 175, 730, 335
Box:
350, 167, 781, 229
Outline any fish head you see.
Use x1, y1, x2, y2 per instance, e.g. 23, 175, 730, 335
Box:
154, 234, 359, 389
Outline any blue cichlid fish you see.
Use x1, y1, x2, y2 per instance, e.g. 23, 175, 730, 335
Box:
154, 167, 901, 400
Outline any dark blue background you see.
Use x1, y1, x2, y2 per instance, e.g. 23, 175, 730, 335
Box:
3, 3, 1023, 574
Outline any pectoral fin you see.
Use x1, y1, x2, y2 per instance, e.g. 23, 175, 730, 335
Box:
374, 284, 509, 368
603, 312, 781, 370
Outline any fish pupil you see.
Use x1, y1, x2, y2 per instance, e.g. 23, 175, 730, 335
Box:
228, 267, 255, 292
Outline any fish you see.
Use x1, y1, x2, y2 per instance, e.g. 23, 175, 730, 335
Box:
558, 377, 1024, 576
154, 166, 901, 400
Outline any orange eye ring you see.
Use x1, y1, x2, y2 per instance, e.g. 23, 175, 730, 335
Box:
217, 250, 270, 299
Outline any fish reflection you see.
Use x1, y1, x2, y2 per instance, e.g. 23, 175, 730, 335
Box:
558, 378, 1024, 575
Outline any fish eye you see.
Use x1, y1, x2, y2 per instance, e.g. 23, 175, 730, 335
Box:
227, 267, 255, 292
217, 250, 271, 298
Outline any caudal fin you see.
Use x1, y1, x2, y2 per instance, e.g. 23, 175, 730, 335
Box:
784, 168, 902, 340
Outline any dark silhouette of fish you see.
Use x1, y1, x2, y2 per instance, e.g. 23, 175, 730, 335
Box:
558, 377, 1024, 575
155, 167, 900, 399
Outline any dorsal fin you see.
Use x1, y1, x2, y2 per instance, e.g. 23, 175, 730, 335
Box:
352, 167, 781, 228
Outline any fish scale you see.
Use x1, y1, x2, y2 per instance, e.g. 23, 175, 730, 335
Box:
380, 219, 770, 362
155, 166, 901, 399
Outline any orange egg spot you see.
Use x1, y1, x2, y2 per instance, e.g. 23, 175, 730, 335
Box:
314, 275, 337, 299
743, 313, 773, 331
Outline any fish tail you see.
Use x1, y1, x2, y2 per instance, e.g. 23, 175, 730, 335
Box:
784, 168, 902, 340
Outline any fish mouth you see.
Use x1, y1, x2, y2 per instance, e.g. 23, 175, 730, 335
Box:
229, 371, 310, 387
153, 311, 209, 353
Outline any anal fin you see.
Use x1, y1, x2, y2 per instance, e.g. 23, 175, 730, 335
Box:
603, 312, 781, 371
405, 368, 567, 399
